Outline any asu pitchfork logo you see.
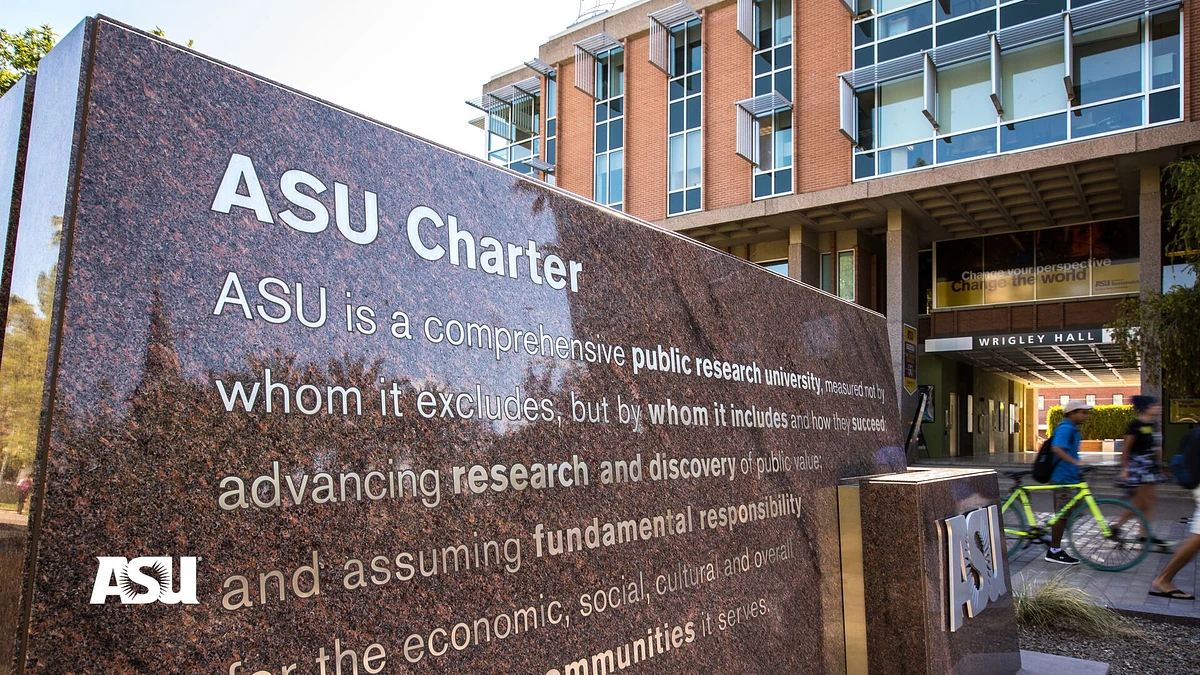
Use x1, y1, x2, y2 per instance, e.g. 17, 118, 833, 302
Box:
942, 505, 1008, 632
90, 557, 199, 605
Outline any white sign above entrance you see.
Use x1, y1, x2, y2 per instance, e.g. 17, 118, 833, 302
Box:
925, 329, 1113, 354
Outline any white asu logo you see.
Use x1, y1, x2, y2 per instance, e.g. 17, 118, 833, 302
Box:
942, 505, 1008, 632
90, 557, 199, 605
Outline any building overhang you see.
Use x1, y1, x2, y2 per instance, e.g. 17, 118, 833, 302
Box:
924, 328, 1137, 387
662, 121, 1200, 248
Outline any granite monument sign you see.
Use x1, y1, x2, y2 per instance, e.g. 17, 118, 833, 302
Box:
0, 17, 1018, 674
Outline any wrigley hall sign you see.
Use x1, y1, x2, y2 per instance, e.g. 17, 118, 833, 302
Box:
925, 329, 1112, 354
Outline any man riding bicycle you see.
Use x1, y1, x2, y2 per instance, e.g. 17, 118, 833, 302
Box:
1046, 399, 1091, 565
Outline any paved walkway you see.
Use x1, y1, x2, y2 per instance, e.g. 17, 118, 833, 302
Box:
1008, 501, 1200, 623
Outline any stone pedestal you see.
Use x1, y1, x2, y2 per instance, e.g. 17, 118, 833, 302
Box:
839, 468, 1021, 675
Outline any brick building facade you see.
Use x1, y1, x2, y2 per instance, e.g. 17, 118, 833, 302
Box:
471, 0, 1200, 456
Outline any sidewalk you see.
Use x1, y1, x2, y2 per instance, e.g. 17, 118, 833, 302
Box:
1009, 510, 1200, 623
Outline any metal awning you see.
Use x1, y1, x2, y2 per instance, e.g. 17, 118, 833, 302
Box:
649, 2, 701, 73
526, 157, 555, 173
735, 91, 793, 116
924, 330, 1139, 386
574, 32, 622, 98
525, 58, 557, 78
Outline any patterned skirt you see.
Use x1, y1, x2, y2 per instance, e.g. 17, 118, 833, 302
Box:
1123, 453, 1166, 487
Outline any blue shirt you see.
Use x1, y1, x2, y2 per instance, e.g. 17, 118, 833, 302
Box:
1049, 419, 1082, 484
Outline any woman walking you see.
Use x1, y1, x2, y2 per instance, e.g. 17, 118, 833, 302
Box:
1118, 395, 1167, 545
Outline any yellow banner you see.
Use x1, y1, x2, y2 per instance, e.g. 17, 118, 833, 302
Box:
1091, 261, 1140, 295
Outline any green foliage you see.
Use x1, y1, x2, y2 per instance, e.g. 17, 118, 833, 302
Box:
0, 25, 55, 96
1015, 572, 1144, 637
1046, 405, 1134, 440
1110, 158, 1200, 397
149, 26, 194, 48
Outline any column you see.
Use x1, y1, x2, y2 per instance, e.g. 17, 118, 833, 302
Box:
1139, 166, 1162, 403
887, 208, 919, 439
787, 224, 820, 286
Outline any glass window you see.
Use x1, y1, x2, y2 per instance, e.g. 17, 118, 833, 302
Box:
879, 3, 932, 39
1150, 12, 1181, 89
937, 128, 996, 163
1149, 88, 1181, 124
879, 77, 926, 147
1002, 39, 1066, 121
1000, 112, 1067, 151
879, 141, 933, 173
1060, 395, 1070, 406
820, 253, 832, 292
1073, 18, 1142, 105
937, 0, 995, 20
1071, 97, 1141, 138
1000, 0, 1065, 30
937, 11, 995, 45
856, 88, 876, 150
760, 260, 788, 276
938, 58, 993, 133
837, 250, 856, 301
1038, 395, 1045, 410
1112, 394, 1123, 405
594, 48, 625, 209
1086, 394, 1096, 406
877, 29, 932, 61
752, 1, 793, 200
668, 20, 702, 216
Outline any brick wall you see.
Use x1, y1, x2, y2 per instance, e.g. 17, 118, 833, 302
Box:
558, 55, 594, 200
795, 0, 853, 194
705, 2, 753, 210
1034, 385, 1142, 427
626, 32, 667, 221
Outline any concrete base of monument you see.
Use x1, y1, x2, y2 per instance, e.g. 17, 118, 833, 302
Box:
1017, 649, 1110, 674
840, 468, 1023, 675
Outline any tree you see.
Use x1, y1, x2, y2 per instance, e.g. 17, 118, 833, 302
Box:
0, 25, 55, 96
1109, 158, 1200, 397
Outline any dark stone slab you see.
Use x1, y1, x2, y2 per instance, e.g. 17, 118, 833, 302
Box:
1018, 649, 1109, 675
2, 17, 906, 674
857, 468, 1021, 675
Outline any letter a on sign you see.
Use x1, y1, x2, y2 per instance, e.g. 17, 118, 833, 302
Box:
943, 505, 1008, 631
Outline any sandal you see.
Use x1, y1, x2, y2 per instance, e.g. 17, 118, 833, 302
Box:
1149, 588, 1195, 600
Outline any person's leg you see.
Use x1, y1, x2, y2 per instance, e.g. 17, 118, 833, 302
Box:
1152, 489, 1200, 594
1152, 534, 1200, 595
1051, 488, 1068, 548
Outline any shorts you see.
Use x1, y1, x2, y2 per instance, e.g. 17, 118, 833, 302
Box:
1053, 488, 1076, 514
1123, 454, 1166, 487
1191, 488, 1200, 536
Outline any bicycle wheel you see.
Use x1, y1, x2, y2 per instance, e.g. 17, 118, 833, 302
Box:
1065, 498, 1150, 572
1001, 498, 1029, 558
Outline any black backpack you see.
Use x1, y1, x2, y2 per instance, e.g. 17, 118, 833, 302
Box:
1032, 435, 1058, 483
1170, 428, 1200, 490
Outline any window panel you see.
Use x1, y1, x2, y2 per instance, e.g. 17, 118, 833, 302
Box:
878, 140, 933, 173
686, 131, 702, 186
855, 20, 874, 46
754, 172, 773, 198
1071, 97, 1141, 138
838, 250, 856, 301
596, 122, 608, 153
936, 127, 996, 163
775, 112, 792, 169
877, 28, 931, 61
686, 96, 701, 129
879, 3, 932, 39
670, 102, 684, 133
1149, 88, 1181, 124
1001, 39, 1066, 120
855, 152, 876, 178
609, 150, 624, 205
1150, 12, 1180, 90
685, 187, 701, 211
1000, 112, 1067, 150
594, 155, 608, 203
820, 252, 832, 292
774, 0, 792, 45
1000, 0, 1065, 30
1073, 18, 1142, 105
938, 58, 993, 133
879, 77, 926, 146
855, 46, 875, 69
758, 115, 775, 169
856, 88, 876, 150
937, 0, 995, 20
609, 118, 623, 149
669, 135, 685, 191
774, 168, 792, 194
937, 11, 994, 45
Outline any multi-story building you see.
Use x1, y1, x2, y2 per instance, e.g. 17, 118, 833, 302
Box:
469, 0, 1199, 457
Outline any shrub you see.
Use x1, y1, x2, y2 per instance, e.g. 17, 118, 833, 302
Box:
1014, 573, 1143, 637
1046, 405, 1133, 440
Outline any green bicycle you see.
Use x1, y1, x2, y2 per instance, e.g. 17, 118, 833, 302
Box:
1001, 465, 1150, 572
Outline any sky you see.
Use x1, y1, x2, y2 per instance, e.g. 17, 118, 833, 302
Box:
3, 0, 633, 157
